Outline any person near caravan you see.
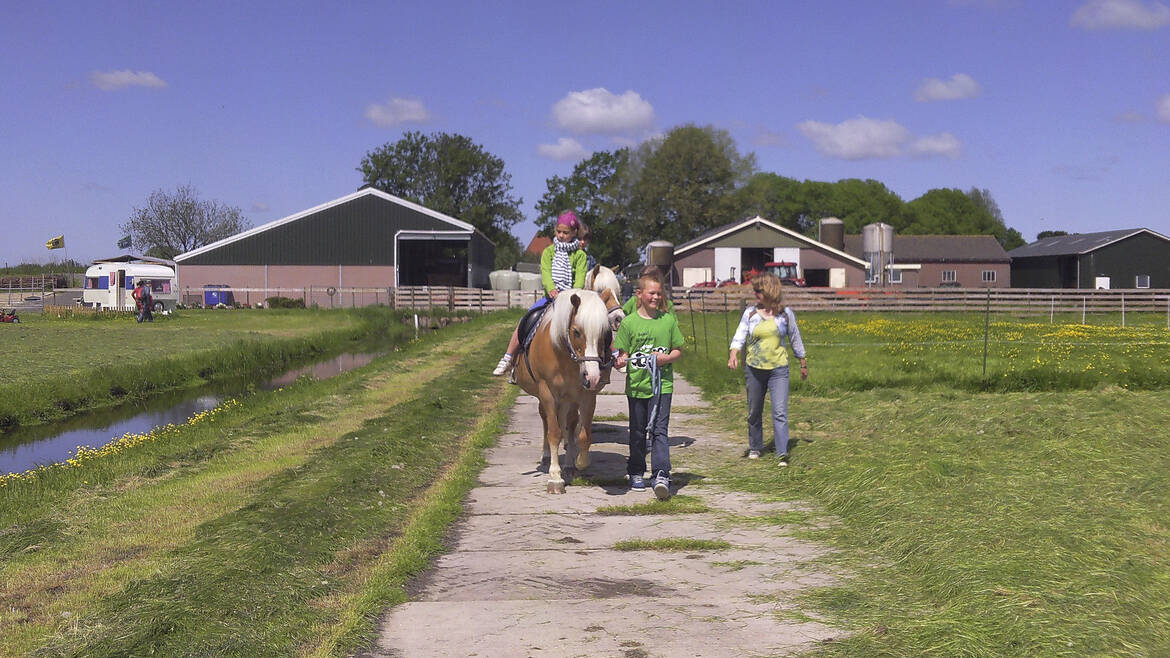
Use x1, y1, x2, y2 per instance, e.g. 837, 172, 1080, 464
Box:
727, 272, 807, 465
133, 280, 154, 323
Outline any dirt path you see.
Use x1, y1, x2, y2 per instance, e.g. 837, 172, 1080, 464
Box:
365, 372, 842, 657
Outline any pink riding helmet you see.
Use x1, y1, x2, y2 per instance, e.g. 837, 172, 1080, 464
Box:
557, 210, 579, 230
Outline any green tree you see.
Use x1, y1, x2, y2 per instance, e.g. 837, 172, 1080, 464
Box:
119, 184, 250, 260
965, 187, 1025, 249
535, 149, 637, 267
724, 173, 809, 232
1036, 230, 1068, 240
625, 124, 756, 247
904, 188, 1024, 249
358, 131, 524, 268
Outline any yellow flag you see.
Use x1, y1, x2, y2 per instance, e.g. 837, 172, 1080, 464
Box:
46, 235, 65, 250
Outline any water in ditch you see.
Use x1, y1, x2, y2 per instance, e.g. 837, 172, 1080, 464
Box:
0, 350, 384, 475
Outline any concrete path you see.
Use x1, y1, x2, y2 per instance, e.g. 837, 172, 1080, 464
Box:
366, 372, 841, 657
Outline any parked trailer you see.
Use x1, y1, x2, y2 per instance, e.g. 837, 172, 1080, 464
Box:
82, 261, 178, 312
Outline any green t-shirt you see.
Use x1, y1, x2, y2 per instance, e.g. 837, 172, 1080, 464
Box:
614, 310, 686, 398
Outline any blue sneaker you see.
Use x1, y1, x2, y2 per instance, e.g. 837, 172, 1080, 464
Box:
629, 474, 646, 491
653, 472, 671, 500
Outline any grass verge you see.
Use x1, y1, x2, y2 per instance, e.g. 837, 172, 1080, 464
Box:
596, 495, 711, 516
0, 314, 513, 656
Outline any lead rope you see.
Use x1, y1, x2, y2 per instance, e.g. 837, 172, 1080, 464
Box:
644, 352, 662, 436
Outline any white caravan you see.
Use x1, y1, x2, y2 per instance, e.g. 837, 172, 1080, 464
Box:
83, 258, 178, 312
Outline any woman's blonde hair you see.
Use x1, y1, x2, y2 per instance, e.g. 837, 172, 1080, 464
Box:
751, 272, 783, 314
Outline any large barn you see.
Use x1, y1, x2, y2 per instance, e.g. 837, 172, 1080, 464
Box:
671, 216, 869, 288
1008, 228, 1170, 289
175, 188, 495, 295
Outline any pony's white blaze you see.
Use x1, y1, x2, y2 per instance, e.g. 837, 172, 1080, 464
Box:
548, 290, 609, 391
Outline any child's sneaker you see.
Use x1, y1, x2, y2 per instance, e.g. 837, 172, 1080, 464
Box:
491, 353, 513, 376
629, 474, 646, 491
653, 472, 671, 500
776, 453, 790, 467
748, 450, 760, 460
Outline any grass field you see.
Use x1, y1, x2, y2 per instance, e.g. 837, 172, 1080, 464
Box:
0, 313, 514, 655
0, 307, 436, 428
676, 310, 1170, 656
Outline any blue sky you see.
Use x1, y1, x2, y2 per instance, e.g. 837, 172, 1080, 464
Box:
3, 0, 1169, 265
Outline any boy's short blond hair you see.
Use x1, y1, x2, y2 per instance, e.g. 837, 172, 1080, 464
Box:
636, 266, 665, 291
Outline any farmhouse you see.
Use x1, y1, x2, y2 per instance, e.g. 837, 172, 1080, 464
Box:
671, 216, 869, 288
1007, 228, 1170, 289
843, 234, 1012, 288
174, 188, 495, 296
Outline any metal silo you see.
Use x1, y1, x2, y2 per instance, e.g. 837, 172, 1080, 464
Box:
646, 240, 675, 285
862, 223, 894, 285
818, 217, 845, 251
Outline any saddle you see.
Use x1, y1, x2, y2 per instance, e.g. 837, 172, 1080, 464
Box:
510, 303, 551, 383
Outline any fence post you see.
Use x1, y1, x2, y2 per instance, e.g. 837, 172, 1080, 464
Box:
701, 293, 708, 358
1050, 296, 1054, 323
449, 286, 455, 313
723, 292, 730, 347
982, 287, 991, 379
1121, 293, 1125, 327
1082, 297, 1086, 324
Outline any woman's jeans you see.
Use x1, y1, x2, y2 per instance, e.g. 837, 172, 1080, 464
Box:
745, 365, 789, 455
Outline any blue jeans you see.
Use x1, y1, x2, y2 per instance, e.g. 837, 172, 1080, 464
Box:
627, 394, 672, 478
745, 365, 789, 455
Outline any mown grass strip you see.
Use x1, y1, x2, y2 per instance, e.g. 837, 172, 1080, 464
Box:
307, 385, 518, 657
34, 320, 508, 656
613, 538, 732, 552
1, 315, 510, 656
596, 495, 710, 516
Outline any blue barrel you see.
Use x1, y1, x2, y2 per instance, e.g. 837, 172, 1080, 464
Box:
203, 285, 234, 306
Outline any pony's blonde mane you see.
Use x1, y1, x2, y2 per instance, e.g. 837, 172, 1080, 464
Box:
585, 265, 621, 299
546, 289, 610, 351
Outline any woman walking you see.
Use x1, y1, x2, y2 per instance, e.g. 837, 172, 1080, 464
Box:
727, 272, 807, 464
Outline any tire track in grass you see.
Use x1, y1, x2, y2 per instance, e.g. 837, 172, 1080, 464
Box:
0, 319, 509, 656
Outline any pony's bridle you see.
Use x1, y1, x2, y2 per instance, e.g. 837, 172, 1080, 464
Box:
562, 335, 616, 369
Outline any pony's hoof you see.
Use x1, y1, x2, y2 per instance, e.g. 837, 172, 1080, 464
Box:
547, 480, 566, 494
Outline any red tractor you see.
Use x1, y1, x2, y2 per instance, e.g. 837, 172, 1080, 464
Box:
764, 261, 806, 287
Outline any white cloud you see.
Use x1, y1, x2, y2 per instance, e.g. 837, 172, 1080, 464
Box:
552, 88, 655, 135
909, 133, 962, 158
797, 117, 909, 160
1158, 94, 1170, 122
1071, 0, 1170, 29
537, 137, 588, 161
89, 70, 167, 91
797, 116, 962, 160
364, 96, 430, 127
251, 202, 270, 212
915, 73, 982, 102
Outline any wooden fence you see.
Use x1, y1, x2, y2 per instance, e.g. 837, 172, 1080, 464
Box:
179, 285, 1170, 320
180, 286, 545, 311
674, 286, 1170, 318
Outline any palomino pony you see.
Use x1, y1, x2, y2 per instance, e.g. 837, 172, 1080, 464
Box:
514, 289, 613, 493
586, 264, 625, 331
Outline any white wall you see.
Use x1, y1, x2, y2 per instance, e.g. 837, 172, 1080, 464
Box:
714, 247, 740, 282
